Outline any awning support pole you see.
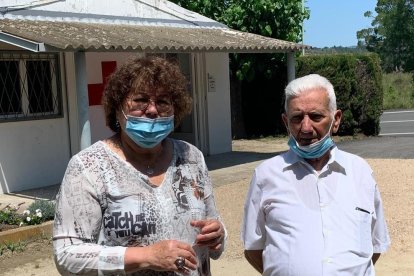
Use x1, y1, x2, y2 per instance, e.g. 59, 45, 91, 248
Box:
287, 52, 295, 83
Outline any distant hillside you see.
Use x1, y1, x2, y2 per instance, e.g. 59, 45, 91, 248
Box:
305, 46, 369, 55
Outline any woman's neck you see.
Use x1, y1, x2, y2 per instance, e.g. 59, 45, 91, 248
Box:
120, 133, 164, 163
115, 133, 171, 177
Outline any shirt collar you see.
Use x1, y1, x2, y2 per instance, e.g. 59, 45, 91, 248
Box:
283, 145, 346, 175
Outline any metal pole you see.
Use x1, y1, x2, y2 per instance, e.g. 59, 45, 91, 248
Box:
302, 0, 305, 56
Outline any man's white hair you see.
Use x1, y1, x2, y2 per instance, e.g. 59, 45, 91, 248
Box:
284, 74, 337, 113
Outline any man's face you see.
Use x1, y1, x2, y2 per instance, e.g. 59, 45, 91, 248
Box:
282, 88, 341, 146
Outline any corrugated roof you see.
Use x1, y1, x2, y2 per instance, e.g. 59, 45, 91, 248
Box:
0, 19, 310, 53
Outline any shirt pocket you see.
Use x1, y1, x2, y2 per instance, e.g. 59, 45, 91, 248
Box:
355, 207, 373, 257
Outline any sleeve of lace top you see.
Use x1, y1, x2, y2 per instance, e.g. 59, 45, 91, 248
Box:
53, 155, 126, 275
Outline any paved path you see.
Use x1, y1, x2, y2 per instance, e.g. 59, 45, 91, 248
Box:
336, 136, 414, 159
380, 109, 414, 136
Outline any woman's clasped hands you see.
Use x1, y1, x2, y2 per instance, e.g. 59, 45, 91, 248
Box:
124, 219, 224, 274
126, 240, 197, 274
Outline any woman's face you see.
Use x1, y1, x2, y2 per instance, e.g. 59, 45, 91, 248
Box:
122, 88, 174, 119
116, 88, 175, 143
115, 87, 176, 149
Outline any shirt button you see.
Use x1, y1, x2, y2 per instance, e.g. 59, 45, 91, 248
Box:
323, 258, 332, 263
323, 228, 329, 235
320, 203, 326, 208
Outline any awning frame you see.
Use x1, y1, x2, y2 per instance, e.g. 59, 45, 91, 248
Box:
0, 31, 46, 52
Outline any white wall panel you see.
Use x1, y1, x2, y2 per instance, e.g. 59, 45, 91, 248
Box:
205, 53, 232, 155
0, 119, 70, 193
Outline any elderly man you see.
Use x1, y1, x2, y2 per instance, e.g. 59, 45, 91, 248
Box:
242, 74, 390, 275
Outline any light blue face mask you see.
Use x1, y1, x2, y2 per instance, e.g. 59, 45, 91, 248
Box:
287, 120, 335, 159
123, 112, 174, 148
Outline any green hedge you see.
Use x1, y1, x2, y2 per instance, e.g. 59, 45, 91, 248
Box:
297, 54, 383, 136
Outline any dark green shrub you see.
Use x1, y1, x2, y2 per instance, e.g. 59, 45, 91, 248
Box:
297, 53, 383, 136
0, 206, 22, 225
340, 110, 357, 135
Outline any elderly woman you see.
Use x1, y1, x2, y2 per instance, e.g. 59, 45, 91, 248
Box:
53, 56, 226, 275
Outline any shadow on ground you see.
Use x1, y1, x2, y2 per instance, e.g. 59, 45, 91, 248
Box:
6, 184, 60, 202
206, 135, 414, 172
4, 136, 413, 204
205, 150, 286, 170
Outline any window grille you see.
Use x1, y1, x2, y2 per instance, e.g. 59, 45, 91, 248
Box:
0, 52, 62, 122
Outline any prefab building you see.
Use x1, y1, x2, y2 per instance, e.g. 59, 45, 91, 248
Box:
0, 0, 307, 194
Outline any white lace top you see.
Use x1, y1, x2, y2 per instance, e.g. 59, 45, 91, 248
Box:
53, 139, 223, 275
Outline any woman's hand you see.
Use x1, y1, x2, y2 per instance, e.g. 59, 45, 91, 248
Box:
191, 219, 225, 251
125, 240, 197, 274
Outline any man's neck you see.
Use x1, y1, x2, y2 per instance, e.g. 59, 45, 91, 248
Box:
305, 150, 331, 172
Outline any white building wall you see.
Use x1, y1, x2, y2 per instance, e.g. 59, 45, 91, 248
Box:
0, 118, 70, 193
205, 53, 232, 154
0, 51, 233, 194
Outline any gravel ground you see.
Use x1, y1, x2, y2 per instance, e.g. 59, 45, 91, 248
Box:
211, 138, 414, 276
0, 137, 413, 275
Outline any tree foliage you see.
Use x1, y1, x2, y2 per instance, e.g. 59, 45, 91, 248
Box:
357, 0, 414, 72
169, 0, 309, 138
169, 0, 309, 81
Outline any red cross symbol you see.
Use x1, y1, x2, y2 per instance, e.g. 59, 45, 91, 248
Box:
87, 61, 117, 106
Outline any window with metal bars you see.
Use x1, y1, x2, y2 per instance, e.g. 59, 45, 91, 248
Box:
0, 52, 62, 122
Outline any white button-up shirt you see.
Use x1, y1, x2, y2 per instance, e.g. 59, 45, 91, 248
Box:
242, 146, 390, 276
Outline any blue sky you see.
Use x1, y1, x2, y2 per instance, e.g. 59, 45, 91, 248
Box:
304, 0, 377, 48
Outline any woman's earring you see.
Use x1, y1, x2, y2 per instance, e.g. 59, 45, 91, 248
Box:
115, 120, 120, 130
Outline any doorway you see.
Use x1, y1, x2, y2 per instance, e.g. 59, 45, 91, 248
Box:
167, 53, 208, 154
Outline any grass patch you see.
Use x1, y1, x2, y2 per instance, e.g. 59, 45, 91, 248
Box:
383, 72, 414, 109
0, 240, 27, 255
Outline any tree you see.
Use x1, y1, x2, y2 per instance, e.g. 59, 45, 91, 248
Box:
222, 1, 307, 80
169, 0, 308, 137
169, 0, 308, 79
357, 0, 414, 72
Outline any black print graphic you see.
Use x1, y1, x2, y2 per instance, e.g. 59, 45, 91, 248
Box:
103, 211, 156, 238
172, 166, 191, 209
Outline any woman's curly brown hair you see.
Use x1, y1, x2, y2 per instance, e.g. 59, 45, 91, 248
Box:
102, 56, 193, 132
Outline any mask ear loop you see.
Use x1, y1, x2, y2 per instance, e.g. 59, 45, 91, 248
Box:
284, 116, 303, 149
284, 122, 290, 135
327, 115, 336, 136
283, 113, 291, 135
284, 114, 301, 143
121, 109, 128, 120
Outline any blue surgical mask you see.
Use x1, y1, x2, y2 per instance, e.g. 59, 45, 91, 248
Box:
123, 112, 174, 148
287, 121, 335, 159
